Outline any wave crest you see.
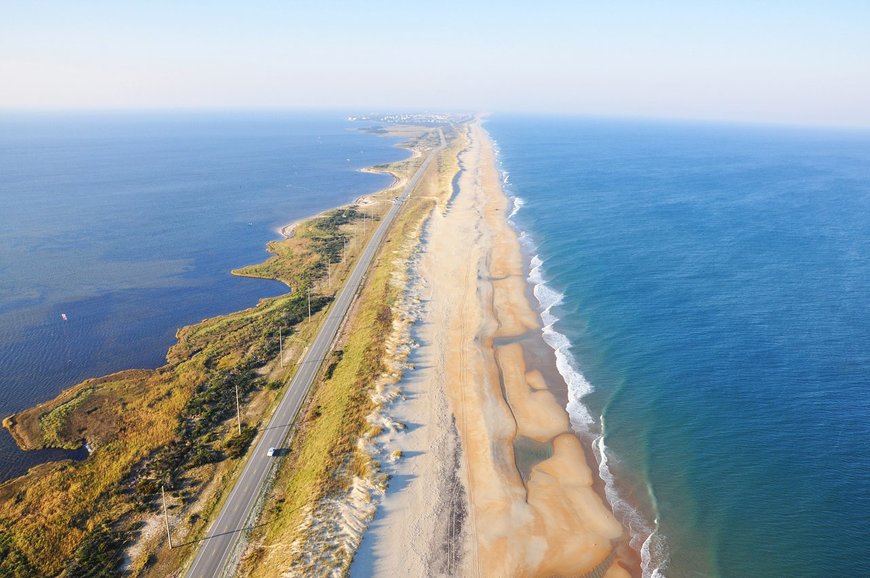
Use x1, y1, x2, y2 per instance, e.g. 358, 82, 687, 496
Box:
508, 196, 525, 219
528, 255, 593, 428
490, 130, 668, 578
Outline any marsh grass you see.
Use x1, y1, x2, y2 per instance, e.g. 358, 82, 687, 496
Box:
0, 202, 373, 577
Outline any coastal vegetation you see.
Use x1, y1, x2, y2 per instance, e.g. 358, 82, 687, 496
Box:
0, 128, 428, 577
235, 124, 463, 576
237, 215, 400, 576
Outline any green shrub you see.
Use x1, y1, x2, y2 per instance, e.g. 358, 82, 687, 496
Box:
65, 522, 128, 578
223, 425, 257, 459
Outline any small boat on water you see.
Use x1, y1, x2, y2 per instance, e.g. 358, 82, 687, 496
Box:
61, 313, 68, 321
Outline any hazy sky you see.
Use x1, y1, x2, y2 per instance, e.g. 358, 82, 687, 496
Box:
2, 1, 870, 126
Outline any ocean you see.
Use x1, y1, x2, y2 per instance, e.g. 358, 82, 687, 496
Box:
0, 112, 405, 482
487, 116, 870, 577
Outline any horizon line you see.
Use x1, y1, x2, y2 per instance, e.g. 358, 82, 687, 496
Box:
1, 106, 869, 132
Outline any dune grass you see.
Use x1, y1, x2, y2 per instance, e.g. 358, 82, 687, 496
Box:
240, 247, 396, 575
236, 125, 464, 577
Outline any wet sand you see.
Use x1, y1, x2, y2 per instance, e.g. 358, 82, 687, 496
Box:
355, 119, 634, 577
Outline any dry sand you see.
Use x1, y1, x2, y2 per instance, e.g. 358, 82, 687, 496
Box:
355, 120, 634, 577
350, 245, 468, 576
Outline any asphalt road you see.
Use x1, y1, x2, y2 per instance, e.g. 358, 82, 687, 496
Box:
184, 128, 444, 578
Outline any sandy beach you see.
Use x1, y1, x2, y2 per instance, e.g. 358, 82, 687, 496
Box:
355, 120, 634, 576
349, 249, 467, 576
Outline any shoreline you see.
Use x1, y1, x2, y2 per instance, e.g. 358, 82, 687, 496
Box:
498, 132, 655, 575
519, 218, 656, 576
353, 119, 636, 576
274, 134, 417, 240
489, 121, 643, 575
506, 156, 647, 576
469, 120, 631, 576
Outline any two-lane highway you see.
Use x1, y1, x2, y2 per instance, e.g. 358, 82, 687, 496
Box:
185, 128, 444, 578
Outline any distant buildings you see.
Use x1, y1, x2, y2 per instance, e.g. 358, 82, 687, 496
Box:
347, 112, 471, 125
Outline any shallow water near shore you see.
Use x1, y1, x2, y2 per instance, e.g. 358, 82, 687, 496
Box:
0, 112, 405, 481
488, 116, 870, 577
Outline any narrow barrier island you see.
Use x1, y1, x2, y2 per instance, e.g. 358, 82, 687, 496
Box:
2, 118, 634, 578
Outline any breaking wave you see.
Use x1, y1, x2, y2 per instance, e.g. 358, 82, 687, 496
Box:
509, 196, 525, 220
528, 251, 668, 578
491, 132, 668, 577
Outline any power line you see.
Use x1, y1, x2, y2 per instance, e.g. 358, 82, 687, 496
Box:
162, 485, 173, 549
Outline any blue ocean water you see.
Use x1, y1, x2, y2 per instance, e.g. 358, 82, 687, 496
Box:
0, 112, 405, 482
487, 116, 870, 578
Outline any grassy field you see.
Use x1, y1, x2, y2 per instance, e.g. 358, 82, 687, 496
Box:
0, 128, 433, 578
235, 123, 465, 577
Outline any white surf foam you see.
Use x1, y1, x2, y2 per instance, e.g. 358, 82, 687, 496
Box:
496, 149, 521, 221
508, 195, 525, 219
595, 419, 669, 578
530, 253, 668, 577
518, 229, 532, 250
490, 131, 670, 575
641, 531, 668, 578
528, 255, 594, 428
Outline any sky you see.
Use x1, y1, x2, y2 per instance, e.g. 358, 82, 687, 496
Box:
2, 0, 870, 127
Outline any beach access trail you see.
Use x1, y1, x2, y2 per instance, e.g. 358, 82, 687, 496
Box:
183, 130, 445, 578
363, 120, 633, 577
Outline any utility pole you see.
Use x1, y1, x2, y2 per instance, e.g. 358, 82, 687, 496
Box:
279, 328, 285, 367
307, 287, 312, 322
327, 261, 332, 289
162, 485, 173, 549
234, 381, 242, 435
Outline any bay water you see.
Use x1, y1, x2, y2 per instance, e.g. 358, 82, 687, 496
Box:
0, 112, 404, 481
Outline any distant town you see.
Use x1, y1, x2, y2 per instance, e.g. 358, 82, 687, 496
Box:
348, 112, 472, 125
